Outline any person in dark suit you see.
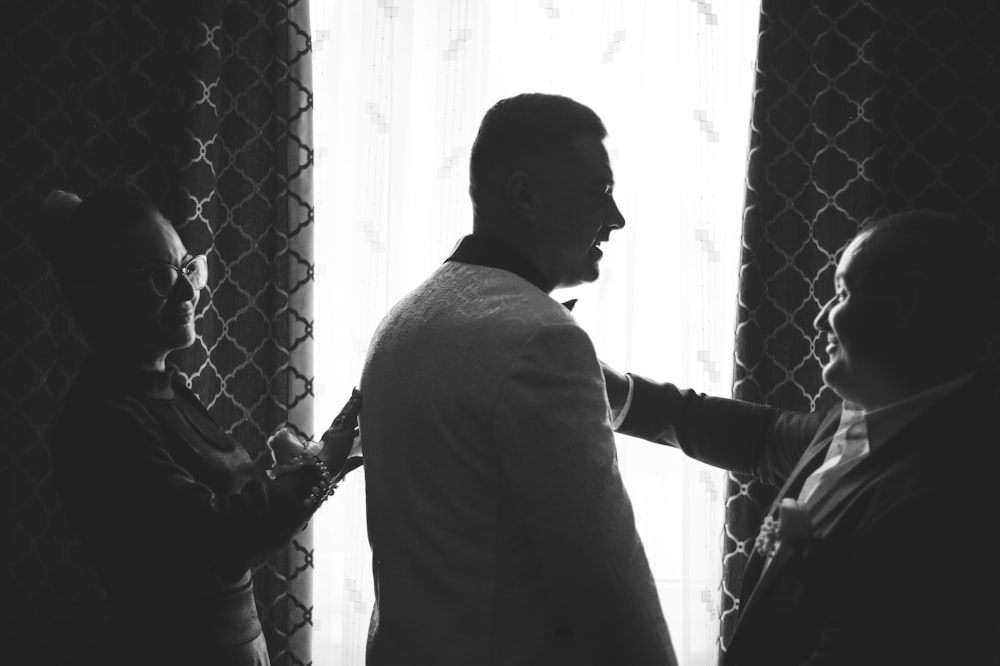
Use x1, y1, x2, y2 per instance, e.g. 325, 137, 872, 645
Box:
603, 210, 1000, 666
361, 93, 677, 666
36, 187, 362, 665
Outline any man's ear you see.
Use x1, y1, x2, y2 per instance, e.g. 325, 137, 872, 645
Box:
892, 278, 939, 345
505, 171, 537, 222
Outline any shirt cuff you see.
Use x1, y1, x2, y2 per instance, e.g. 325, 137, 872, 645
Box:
611, 373, 635, 431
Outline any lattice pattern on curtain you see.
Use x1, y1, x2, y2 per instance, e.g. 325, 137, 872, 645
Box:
724, 0, 1000, 656
0, 1, 315, 664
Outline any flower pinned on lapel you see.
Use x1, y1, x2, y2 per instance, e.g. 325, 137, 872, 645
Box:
776, 498, 812, 541
754, 498, 813, 559
754, 514, 779, 559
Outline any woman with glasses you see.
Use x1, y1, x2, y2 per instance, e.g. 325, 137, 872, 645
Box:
37, 186, 360, 666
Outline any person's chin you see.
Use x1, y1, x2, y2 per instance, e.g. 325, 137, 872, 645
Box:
558, 268, 599, 290
821, 358, 843, 389
822, 360, 860, 403
580, 258, 602, 283
166, 324, 198, 350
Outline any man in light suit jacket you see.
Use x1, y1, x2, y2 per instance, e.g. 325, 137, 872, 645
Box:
604, 211, 1000, 665
361, 93, 677, 666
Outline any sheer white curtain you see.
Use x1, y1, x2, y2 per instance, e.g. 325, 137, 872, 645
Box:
309, 2, 759, 664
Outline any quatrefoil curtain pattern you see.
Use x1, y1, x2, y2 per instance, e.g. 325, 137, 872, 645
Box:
723, 0, 1000, 657
1, 1, 315, 664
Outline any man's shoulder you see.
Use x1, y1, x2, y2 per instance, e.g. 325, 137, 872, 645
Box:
399, 261, 575, 329
861, 375, 996, 500
364, 262, 584, 380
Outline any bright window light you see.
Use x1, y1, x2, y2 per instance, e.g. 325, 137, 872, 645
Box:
309, 2, 760, 664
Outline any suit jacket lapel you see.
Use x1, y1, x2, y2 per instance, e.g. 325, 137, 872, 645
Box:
732, 375, 990, 663
727, 374, 997, 665
731, 408, 840, 631
740, 442, 871, 625
803, 457, 874, 528
801, 381, 963, 529
729, 427, 839, 663
765, 406, 842, 518
798, 374, 980, 531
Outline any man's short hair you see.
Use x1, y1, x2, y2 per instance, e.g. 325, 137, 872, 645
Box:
469, 93, 606, 208
855, 209, 995, 375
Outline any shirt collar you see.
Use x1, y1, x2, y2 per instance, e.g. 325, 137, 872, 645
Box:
862, 372, 975, 450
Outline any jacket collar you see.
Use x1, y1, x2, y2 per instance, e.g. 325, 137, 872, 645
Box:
445, 234, 551, 294
766, 406, 842, 516
732, 409, 840, 621
864, 371, 975, 451
804, 370, 984, 528
766, 370, 986, 528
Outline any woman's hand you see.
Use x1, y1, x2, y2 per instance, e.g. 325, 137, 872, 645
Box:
267, 427, 308, 466
316, 389, 363, 479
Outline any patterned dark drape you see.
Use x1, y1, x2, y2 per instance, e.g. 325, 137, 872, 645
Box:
0, 1, 315, 664
723, 0, 1000, 657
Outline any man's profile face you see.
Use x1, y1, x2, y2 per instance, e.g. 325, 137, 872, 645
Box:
814, 231, 902, 408
533, 135, 625, 290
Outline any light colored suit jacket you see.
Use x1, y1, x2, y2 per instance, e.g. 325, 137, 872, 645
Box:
361, 261, 676, 666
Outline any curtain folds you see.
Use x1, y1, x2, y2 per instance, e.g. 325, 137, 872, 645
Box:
1, 1, 315, 664
725, 0, 1000, 656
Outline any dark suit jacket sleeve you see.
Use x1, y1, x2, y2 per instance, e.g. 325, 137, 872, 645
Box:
618, 373, 830, 487
59, 399, 324, 581
492, 323, 678, 666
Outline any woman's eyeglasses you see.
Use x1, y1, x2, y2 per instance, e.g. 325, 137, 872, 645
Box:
139, 254, 208, 297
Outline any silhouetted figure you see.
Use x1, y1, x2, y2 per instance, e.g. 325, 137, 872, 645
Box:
37, 187, 361, 665
361, 93, 677, 666
605, 211, 999, 665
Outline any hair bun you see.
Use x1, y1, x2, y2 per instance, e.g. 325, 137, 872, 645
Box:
33, 189, 83, 264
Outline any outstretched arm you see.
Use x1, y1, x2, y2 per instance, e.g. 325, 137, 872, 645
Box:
603, 361, 830, 488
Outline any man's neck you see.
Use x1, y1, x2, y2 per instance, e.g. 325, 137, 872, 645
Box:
463, 228, 554, 293
856, 367, 975, 412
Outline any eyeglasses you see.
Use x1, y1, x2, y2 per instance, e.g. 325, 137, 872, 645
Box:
138, 254, 208, 297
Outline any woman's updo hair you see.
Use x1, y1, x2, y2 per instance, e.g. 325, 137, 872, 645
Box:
36, 186, 163, 329
35, 189, 82, 266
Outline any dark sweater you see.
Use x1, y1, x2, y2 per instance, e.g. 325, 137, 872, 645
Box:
51, 356, 324, 663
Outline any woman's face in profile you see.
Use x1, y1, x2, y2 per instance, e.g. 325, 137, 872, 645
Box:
100, 214, 203, 363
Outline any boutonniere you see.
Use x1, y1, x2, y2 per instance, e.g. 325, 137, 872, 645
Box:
754, 498, 813, 559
